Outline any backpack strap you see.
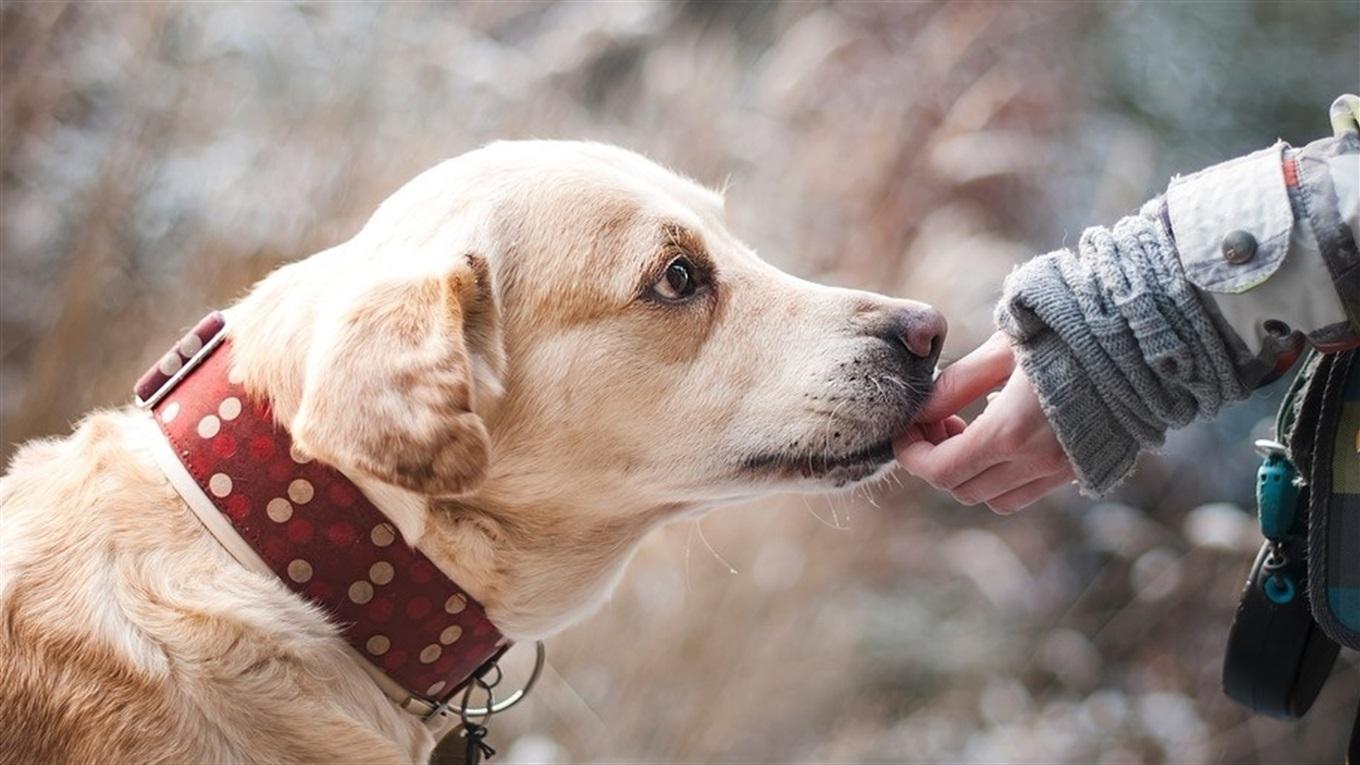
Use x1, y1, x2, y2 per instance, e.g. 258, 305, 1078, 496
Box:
1301, 347, 1360, 649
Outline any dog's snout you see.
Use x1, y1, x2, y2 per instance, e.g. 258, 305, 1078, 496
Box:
899, 307, 947, 362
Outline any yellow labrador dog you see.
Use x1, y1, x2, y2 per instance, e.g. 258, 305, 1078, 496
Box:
0, 141, 944, 763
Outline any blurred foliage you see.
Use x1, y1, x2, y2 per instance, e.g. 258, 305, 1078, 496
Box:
1, 2, 1356, 763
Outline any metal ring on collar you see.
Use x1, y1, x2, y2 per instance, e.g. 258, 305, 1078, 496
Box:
462, 641, 546, 718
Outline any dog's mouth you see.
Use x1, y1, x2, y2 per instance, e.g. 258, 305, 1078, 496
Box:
737, 364, 931, 488
741, 439, 896, 486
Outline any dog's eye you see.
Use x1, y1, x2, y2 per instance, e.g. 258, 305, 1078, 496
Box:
653, 258, 698, 301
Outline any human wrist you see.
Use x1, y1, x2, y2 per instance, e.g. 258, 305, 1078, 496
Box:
1002, 325, 1140, 496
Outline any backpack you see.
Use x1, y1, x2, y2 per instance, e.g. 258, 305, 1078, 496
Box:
1223, 347, 1358, 758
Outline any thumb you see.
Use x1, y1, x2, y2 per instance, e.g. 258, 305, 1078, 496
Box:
916, 331, 1016, 422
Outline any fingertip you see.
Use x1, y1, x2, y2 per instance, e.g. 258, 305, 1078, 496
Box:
917, 339, 1016, 422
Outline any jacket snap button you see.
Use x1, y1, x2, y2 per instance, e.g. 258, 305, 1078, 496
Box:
1221, 230, 1258, 265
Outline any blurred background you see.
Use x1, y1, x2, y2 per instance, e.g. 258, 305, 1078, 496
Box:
2, 1, 1357, 762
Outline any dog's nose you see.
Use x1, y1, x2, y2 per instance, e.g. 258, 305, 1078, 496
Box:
859, 300, 948, 366
900, 307, 947, 362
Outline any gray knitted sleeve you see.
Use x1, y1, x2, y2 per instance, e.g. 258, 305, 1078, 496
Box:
994, 199, 1251, 495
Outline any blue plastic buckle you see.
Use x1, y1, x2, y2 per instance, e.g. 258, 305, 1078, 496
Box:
1254, 439, 1300, 541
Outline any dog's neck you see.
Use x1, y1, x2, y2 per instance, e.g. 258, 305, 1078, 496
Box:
419, 496, 673, 639
226, 257, 679, 641
296, 464, 669, 640
296, 460, 674, 641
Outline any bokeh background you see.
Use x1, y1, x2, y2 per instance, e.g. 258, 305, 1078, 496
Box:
2, 2, 1357, 762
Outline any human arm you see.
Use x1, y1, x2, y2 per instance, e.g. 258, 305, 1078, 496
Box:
897, 95, 1360, 508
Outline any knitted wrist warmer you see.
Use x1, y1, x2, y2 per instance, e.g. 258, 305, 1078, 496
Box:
994, 199, 1251, 495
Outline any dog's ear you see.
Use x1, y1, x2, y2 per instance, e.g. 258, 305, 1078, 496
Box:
291, 257, 494, 497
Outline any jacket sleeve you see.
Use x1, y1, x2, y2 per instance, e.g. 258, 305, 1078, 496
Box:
1165, 99, 1359, 382
993, 95, 1359, 496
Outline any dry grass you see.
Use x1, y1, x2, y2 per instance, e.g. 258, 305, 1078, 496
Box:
2, 2, 1356, 762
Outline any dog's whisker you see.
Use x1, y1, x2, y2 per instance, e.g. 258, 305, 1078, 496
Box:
802, 494, 844, 530
883, 370, 927, 395
683, 521, 695, 593
860, 483, 881, 509
694, 519, 737, 574
823, 494, 849, 530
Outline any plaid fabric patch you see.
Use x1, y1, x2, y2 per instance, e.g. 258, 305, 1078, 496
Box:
1307, 348, 1360, 649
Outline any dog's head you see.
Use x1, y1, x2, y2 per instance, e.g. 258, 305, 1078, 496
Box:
248, 141, 942, 513
230, 141, 942, 632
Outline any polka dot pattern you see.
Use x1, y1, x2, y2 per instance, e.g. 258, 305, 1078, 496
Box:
370, 561, 394, 585
218, 397, 242, 421
349, 580, 374, 604
288, 559, 313, 583
371, 523, 396, 547
148, 331, 504, 706
288, 479, 314, 504
367, 634, 391, 656
159, 353, 183, 376
267, 498, 293, 523
197, 415, 221, 439
208, 473, 233, 498
178, 333, 204, 358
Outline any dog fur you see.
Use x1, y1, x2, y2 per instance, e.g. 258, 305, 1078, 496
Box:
0, 141, 942, 763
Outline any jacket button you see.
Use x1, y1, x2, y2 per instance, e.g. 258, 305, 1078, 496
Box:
1221, 230, 1258, 265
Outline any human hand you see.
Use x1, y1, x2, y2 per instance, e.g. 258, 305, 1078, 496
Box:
895, 331, 1075, 514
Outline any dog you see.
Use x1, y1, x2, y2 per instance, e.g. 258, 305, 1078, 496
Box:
0, 141, 944, 763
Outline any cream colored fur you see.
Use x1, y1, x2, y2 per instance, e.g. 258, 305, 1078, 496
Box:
1, 141, 940, 763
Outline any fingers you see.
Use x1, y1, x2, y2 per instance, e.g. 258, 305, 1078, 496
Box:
916, 331, 1015, 422
984, 473, 1073, 515
894, 426, 998, 491
897, 347, 1074, 515
950, 453, 1073, 508
948, 460, 1036, 506
895, 416, 967, 448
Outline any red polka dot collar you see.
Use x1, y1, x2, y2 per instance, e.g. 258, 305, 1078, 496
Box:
134, 312, 508, 723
